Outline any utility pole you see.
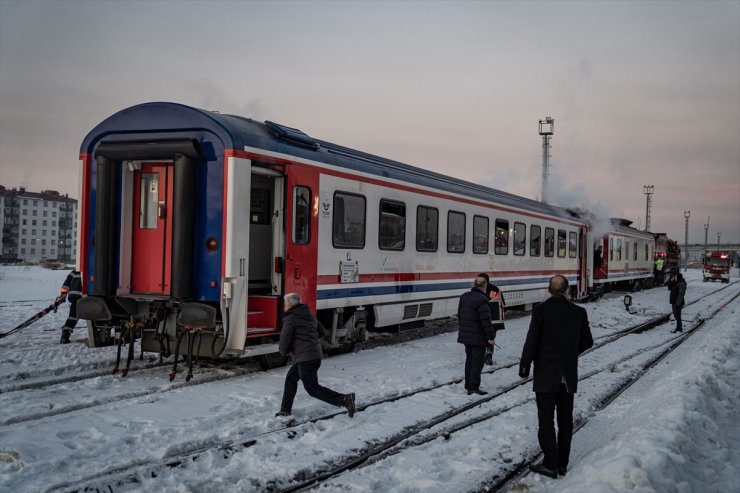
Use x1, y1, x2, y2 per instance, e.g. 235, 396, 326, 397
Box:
643, 185, 654, 232
684, 210, 690, 271
704, 216, 710, 257
539, 117, 554, 203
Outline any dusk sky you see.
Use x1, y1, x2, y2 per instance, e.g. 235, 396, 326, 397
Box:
1, 0, 738, 243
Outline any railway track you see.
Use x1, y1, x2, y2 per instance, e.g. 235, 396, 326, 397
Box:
44, 283, 739, 493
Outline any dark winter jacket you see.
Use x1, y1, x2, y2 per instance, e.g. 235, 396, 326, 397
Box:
519, 295, 593, 393
667, 276, 687, 307
61, 270, 83, 302
457, 288, 495, 347
279, 303, 325, 363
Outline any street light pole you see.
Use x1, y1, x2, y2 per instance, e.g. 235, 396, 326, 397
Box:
717, 232, 721, 251
643, 185, 654, 232
704, 216, 709, 258
539, 117, 554, 203
683, 211, 690, 271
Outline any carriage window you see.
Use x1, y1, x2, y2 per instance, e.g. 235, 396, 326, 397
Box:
292, 186, 311, 245
625, 240, 630, 260
379, 199, 406, 251
634, 241, 638, 261
495, 219, 509, 255
447, 211, 466, 253
557, 229, 567, 258
332, 192, 365, 248
645, 243, 649, 261
616, 238, 622, 260
610, 237, 614, 261
416, 206, 438, 252
139, 173, 159, 229
513, 222, 526, 256
530, 225, 541, 256
545, 227, 554, 257
473, 215, 488, 254
569, 232, 577, 258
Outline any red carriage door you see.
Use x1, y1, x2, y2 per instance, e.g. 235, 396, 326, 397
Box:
131, 162, 173, 294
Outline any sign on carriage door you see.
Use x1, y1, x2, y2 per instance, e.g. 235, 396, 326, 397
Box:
131, 162, 174, 294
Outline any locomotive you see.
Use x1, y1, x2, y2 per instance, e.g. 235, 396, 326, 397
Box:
74, 102, 664, 374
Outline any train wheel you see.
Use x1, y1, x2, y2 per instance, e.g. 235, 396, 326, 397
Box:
257, 352, 288, 371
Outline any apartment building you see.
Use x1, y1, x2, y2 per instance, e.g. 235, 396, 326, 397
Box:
0, 186, 78, 264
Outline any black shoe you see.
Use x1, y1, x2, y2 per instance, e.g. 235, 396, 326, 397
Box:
60, 329, 72, 344
558, 467, 567, 476
484, 352, 493, 366
467, 389, 488, 395
342, 393, 356, 418
275, 410, 291, 418
670, 328, 683, 333
529, 462, 557, 479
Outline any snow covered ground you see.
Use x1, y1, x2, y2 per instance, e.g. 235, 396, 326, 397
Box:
0, 265, 738, 492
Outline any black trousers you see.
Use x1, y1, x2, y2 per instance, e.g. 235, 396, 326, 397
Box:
672, 304, 683, 330
279, 359, 344, 413
535, 384, 575, 470
62, 299, 78, 330
464, 345, 486, 391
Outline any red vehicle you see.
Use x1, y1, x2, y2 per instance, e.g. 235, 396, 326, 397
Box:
703, 252, 731, 283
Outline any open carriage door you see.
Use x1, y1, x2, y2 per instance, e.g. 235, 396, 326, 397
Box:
131, 162, 174, 294
244, 168, 285, 340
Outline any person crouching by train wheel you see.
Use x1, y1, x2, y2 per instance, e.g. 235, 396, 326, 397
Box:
275, 293, 355, 418
666, 271, 686, 333
457, 276, 496, 395
479, 272, 505, 366
58, 270, 82, 344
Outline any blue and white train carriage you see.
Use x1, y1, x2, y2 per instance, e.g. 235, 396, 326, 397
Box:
74, 102, 651, 372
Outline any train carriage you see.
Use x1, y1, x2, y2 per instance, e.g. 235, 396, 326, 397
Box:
590, 219, 656, 295
74, 102, 654, 371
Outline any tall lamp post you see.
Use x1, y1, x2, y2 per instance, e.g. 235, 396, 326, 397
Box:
717, 232, 721, 251
539, 117, 554, 203
704, 216, 710, 258
683, 210, 690, 271
643, 185, 654, 232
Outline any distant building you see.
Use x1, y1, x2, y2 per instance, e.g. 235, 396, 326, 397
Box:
0, 186, 78, 264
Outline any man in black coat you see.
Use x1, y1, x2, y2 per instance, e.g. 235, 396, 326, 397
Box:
457, 277, 496, 395
666, 272, 687, 333
519, 275, 593, 478
276, 293, 355, 418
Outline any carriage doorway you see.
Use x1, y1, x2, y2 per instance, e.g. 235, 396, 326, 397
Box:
131, 162, 174, 294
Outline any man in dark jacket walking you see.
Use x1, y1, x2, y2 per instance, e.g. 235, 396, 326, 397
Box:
666, 272, 687, 332
519, 275, 593, 479
58, 270, 82, 344
457, 277, 496, 395
276, 293, 355, 418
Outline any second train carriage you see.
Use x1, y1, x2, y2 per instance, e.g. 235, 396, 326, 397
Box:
74, 102, 655, 369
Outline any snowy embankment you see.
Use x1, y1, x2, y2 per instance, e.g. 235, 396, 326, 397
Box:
0, 265, 738, 492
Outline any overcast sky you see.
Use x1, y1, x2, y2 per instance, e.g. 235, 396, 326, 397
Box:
1, 0, 738, 243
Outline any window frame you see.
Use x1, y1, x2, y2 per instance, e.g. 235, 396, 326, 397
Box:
379, 199, 406, 251
472, 215, 489, 254
447, 210, 466, 254
494, 219, 509, 255
292, 185, 311, 245
530, 224, 541, 256
544, 227, 555, 257
513, 222, 526, 256
416, 205, 439, 252
331, 191, 366, 249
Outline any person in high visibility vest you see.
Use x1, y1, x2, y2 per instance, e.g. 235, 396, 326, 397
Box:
58, 270, 82, 344
654, 257, 665, 285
